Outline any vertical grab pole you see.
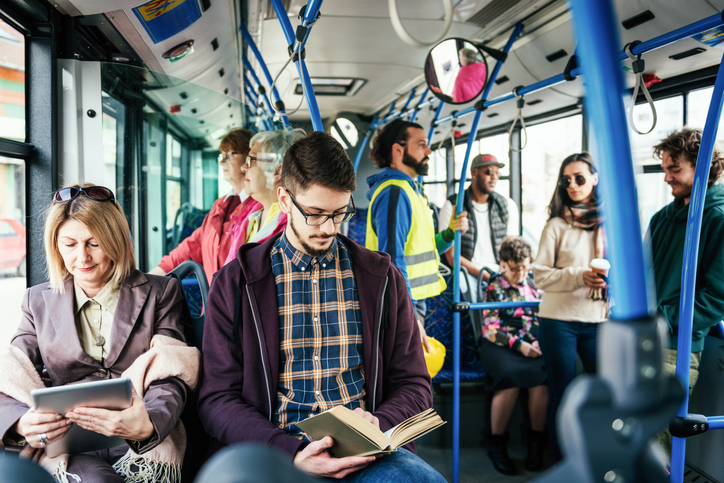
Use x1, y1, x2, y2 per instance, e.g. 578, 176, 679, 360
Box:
270, 0, 324, 131
670, 52, 724, 483
353, 112, 379, 173
449, 22, 522, 483
239, 23, 291, 127
567, 0, 651, 319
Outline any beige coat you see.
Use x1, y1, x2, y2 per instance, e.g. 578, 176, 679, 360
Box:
0, 270, 188, 453
534, 217, 608, 323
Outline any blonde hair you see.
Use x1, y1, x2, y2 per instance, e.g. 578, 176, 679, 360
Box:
45, 183, 136, 293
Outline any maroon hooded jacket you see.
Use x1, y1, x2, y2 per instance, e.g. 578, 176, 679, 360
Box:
197, 233, 433, 458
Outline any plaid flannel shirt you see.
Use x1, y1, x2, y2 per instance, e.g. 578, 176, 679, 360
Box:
270, 234, 366, 436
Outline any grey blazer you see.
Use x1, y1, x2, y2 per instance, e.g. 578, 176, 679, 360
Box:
0, 270, 188, 454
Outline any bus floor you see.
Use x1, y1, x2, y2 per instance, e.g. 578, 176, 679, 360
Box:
417, 382, 553, 482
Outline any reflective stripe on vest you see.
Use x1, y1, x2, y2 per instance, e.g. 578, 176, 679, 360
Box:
366, 178, 446, 300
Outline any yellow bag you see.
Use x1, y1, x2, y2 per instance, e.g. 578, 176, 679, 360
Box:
423, 336, 446, 378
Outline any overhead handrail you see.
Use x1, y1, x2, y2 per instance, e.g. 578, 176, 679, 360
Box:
239, 23, 291, 127
388, 0, 453, 49
353, 112, 379, 172
409, 87, 430, 123
625, 42, 657, 135
242, 55, 276, 121
670, 49, 724, 483
270, 0, 324, 132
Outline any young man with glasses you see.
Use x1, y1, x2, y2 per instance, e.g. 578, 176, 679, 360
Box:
199, 132, 445, 482
366, 119, 468, 351
438, 154, 519, 286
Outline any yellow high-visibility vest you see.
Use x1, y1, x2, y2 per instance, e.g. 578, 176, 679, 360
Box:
366, 179, 446, 300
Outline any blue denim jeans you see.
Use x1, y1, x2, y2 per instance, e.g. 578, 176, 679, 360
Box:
324, 448, 446, 483
537, 318, 599, 460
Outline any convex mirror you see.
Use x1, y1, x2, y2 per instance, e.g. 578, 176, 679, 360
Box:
424, 38, 488, 105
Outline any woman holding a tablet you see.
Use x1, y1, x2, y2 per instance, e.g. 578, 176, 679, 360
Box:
0, 184, 199, 483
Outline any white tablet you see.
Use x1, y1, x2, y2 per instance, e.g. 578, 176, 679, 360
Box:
31, 378, 133, 458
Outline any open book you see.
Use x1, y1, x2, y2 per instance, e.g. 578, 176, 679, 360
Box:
295, 406, 445, 457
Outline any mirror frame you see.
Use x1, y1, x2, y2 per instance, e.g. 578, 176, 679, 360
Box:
424, 37, 489, 105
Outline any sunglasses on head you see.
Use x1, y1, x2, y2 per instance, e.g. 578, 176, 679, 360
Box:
53, 186, 116, 204
559, 174, 587, 189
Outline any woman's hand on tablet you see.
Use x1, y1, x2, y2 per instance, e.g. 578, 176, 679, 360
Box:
65, 387, 154, 442
15, 409, 73, 448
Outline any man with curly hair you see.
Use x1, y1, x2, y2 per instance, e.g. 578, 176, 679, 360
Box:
648, 127, 724, 397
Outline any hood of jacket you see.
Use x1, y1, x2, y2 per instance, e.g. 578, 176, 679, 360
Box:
365, 168, 417, 201
662, 183, 724, 222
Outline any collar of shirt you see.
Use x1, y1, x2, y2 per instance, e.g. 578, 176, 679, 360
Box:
277, 232, 337, 271
73, 279, 119, 314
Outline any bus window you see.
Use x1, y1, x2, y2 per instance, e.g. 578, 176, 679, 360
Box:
688, 87, 724, 143
0, 156, 25, 345
0, 18, 25, 140
521, 115, 583, 249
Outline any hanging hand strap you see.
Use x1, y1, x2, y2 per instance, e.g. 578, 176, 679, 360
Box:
508, 88, 528, 152
625, 42, 657, 135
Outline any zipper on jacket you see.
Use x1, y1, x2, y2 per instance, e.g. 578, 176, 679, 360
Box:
372, 276, 388, 413
246, 285, 273, 420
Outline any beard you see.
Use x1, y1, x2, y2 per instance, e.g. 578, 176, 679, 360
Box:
289, 215, 335, 258
402, 150, 429, 176
474, 173, 492, 195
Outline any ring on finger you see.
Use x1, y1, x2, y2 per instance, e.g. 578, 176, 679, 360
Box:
38, 433, 48, 446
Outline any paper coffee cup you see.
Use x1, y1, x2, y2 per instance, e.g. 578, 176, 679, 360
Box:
590, 258, 610, 276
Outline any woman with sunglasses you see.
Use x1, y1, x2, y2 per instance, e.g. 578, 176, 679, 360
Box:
224, 129, 304, 265
150, 128, 254, 283
533, 152, 607, 461
0, 184, 199, 482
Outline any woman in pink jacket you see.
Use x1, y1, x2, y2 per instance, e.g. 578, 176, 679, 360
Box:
224, 129, 304, 265
150, 128, 253, 282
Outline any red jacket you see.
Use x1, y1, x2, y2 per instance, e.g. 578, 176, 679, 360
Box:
198, 233, 433, 458
158, 194, 253, 283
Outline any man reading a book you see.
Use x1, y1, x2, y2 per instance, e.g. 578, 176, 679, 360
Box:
198, 132, 445, 482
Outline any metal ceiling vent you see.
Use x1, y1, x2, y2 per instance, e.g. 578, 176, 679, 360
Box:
294, 78, 367, 96
467, 0, 524, 27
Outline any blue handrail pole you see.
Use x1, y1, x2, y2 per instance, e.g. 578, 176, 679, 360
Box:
239, 22, 291, 127
717, 321, 724, 339
242, 55, 276, 119
353, 112, 379, 173
409, 87, 429, 123
269, 0, 324, 131
447, 23, 523, 483
708, 416, 724, 430
427, 101, 445, 146
670, 51, 724, 483
433, 13, 724, 127
568, 0, 651, 320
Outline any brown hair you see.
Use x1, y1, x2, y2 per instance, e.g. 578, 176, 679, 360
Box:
653, 128, 724, 188
498, 237, 532, 264
369, 119, 424, 168
45, 184, 135, 293
219, 128, 253, 155
282, 132, 356, 195
547, 152, 598, 220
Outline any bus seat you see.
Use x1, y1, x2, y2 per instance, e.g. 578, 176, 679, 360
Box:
346, 206, 368, 246
0, 454, 55, 483
167, 260, 209, 350
423, 272, 486, 383
195, 444, 316, 483
172, 202, 209, 247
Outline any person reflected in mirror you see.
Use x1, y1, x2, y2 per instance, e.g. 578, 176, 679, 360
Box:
0, 184, 199, 482
452, 47, 487, 103
223, 129, 304, 266
198, 132, 444, 482
438, 154, 519, 289
533, 153, 607, 461
647, 128, 724, 455
479, 237, 547, 475
366, 119, 468, 352
150, 128, 254, 283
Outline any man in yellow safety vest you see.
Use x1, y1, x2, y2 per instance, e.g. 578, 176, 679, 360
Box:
366, 119, 469, 349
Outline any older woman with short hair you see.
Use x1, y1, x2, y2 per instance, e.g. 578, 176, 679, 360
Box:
0, 184, 199, 483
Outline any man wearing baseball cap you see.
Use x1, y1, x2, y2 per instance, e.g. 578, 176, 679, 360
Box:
439, 153, 519, 284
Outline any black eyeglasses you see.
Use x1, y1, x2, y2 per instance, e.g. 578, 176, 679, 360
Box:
53, 186, 116, 204
288, 193, 356, 226
483, 168, 499, 177
559, 174, 587, 189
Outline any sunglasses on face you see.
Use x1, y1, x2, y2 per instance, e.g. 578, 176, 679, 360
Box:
53, 186, 116, 204
483, 168, 499, 177
559, 174, 587, 189
288, 193, 357, 226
